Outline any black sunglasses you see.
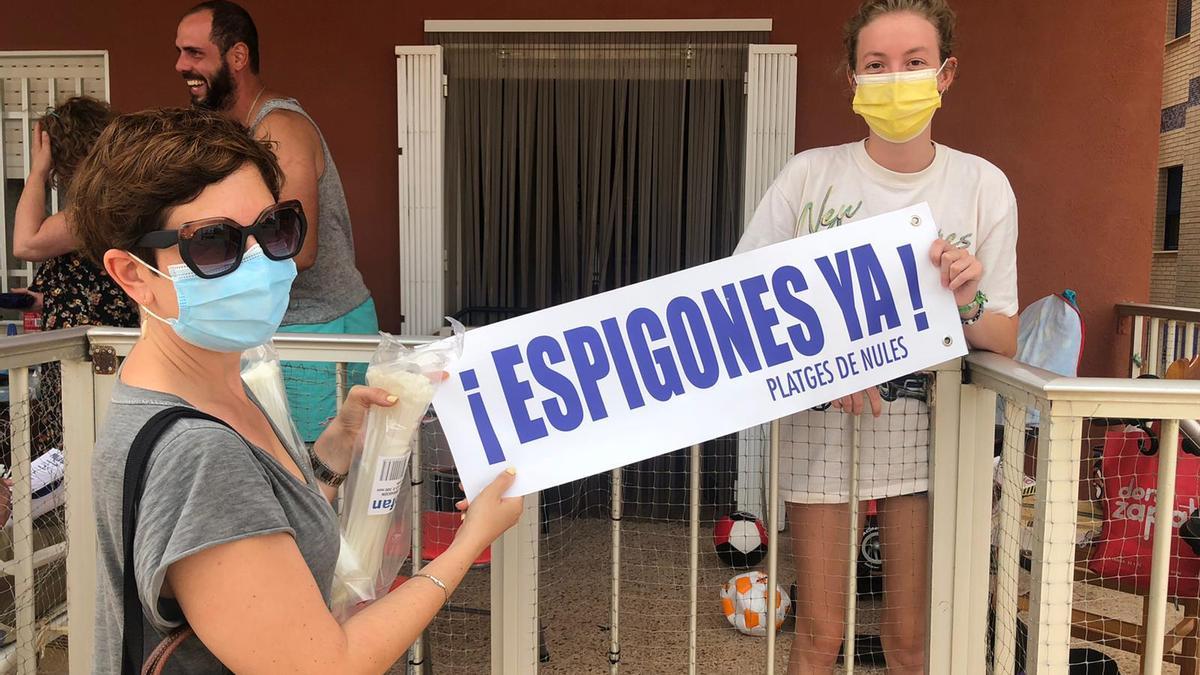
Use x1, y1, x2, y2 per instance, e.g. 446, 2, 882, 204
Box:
136, 200, 307, 279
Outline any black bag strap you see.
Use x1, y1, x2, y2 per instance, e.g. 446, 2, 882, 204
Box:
121, 406, 230, 675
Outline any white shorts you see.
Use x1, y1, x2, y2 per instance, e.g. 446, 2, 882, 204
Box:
777, 396, 930, 504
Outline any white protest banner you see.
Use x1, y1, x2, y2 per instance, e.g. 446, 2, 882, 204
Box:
433, 203, 967, 499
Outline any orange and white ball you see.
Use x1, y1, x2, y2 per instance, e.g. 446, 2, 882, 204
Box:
719, 571, 790, 636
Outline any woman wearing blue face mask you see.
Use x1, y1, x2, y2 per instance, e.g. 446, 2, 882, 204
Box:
73, 108, 523, 674
734, 1, 1018, 672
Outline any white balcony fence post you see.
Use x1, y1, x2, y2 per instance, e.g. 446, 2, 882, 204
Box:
1142, 419, 1181, 673
992, 400, 1029, 675
1026, 407, 1082, 672
955, 383, 998, 668
491, 493, 539, 673
408, 431, 427, 673
9, 368, 34, 675
844, 415, 861, 675
1166, 320, 1179, 368
927, 363, 963, 674
609, 468, 622, 674
63, 357, 97, 674
1148, 318, 1162, 376
765, 419, 781, 674
688, 444, 701, 675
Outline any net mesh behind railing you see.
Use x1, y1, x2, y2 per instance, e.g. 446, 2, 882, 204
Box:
47, 350, 1193, 673
986, 396, 1184, 674
366, 373, 944, 673
410, 370, 1200, 674
399, 427, 781, 674
0, 362, 70, 674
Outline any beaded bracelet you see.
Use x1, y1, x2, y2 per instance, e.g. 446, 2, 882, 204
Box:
961, 305, 985, 325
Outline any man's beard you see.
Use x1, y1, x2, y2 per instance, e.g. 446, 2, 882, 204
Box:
189, 60, 236, 112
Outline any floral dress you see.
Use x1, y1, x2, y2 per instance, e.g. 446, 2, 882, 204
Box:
28, 252, 137, 330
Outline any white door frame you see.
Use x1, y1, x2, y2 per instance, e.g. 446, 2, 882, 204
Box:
737, 44, 798, 522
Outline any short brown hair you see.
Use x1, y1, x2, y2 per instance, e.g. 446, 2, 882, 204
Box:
41, 96, 114, 191
843, 0, 957, 68
70, 107, 282, 265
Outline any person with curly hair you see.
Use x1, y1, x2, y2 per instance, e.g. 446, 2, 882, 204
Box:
13, 95, 137, 331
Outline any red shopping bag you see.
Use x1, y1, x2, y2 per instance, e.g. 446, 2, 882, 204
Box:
1088, 425, 1200, 597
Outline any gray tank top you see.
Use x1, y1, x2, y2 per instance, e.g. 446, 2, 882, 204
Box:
252, 98, 371, 325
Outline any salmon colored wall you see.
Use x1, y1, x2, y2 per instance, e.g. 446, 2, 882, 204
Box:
1, 1, 1165, 375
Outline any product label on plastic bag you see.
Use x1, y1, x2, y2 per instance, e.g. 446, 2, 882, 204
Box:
367, 456, 408, 515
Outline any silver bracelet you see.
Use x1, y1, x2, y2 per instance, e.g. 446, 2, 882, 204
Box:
414, 572, 449, 604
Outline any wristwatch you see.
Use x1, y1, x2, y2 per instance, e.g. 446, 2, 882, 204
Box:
308, 447, 348, 487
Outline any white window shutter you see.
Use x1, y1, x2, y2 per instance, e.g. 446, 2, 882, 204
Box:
738, 44, 797, 522
395, 46, 445, 335
742, 44, 797, 228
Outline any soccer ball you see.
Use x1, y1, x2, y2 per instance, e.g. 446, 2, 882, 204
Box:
713, 511, 768, 568
720, 571, 790, 636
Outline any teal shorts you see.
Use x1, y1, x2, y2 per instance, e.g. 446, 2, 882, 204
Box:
278, 298, 378, 442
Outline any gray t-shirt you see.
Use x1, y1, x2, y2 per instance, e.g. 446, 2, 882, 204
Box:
91, 379, 340, 673
251, 98, 372, 326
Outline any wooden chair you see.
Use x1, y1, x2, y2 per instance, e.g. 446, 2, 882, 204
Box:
1016, 542, 1200, 673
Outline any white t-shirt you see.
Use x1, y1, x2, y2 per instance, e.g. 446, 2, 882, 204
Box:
735, 140, 1018, 503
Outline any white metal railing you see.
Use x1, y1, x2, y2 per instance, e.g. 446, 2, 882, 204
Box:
968, 351, 1200, 674
0, 325, 1186, 673
1120, 302, 1200, 377
0, 327, 89, 675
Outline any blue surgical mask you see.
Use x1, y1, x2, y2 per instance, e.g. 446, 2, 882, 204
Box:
131, 244, 297, 352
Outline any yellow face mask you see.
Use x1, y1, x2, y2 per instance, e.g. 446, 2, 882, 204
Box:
852, 62, 946, 144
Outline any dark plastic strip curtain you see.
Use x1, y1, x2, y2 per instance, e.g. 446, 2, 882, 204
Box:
435, 30, 762, 518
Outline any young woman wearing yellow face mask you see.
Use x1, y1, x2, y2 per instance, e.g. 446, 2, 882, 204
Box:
734, 1, 1019, 672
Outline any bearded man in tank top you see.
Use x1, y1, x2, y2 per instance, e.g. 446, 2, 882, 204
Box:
174, 1, 380, 442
